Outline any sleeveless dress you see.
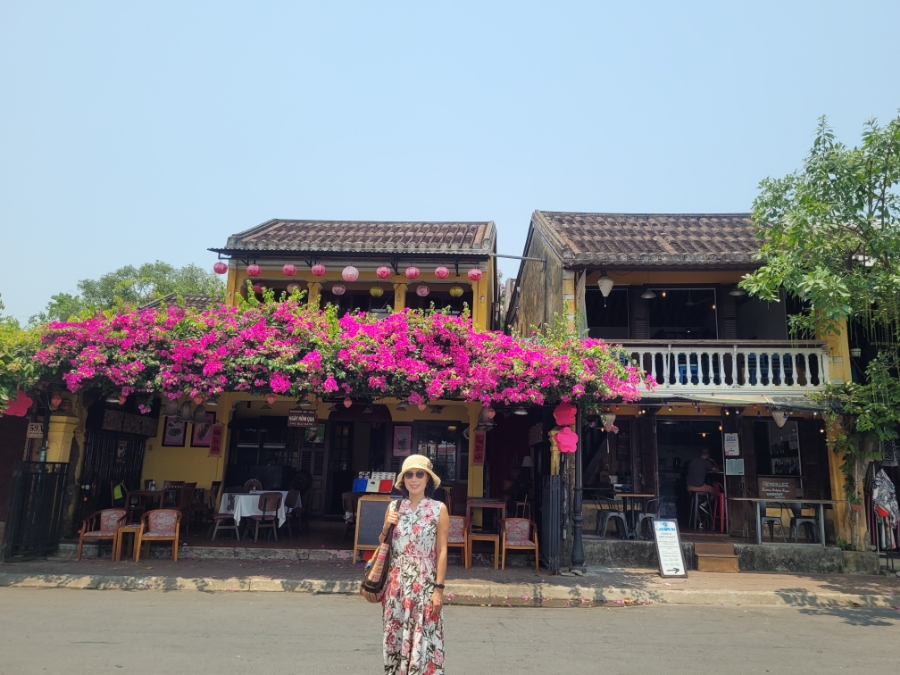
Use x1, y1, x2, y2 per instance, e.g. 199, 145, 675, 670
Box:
382, 497, 445, 675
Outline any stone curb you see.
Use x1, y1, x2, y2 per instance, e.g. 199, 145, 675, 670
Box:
0, 573, 894, 609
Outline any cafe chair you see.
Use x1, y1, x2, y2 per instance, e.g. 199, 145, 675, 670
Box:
634, 498, 661, 539
447, 516, 469, 569
244, 478, 263, 492
759, 502, 787, 542
787, 503, 819, 543
135, 509, 182, 562
514, 494, 531, 520
191, 480, 221, 525
210, 487, 245, 542
162, 480, 184, 507
77, 508, 127, 561
176, 482, 197, 535
248, 492, 282, 543
500, 518, 539, 571
283, 488, 302, 538
595, 497, 627, 539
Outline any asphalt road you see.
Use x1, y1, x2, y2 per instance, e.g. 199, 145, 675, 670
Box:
1, 589, 897, 675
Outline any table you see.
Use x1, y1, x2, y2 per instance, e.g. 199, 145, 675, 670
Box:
125, 490, 165, 522
465, 499, 505, 568
730, 497, 846, 546
114, 524, 142, 562
615, 493, 656, 539
218, 491, 291, 527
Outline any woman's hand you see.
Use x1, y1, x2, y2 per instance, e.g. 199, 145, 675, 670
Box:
385, 511, 400, 527
427, 589, 443, 619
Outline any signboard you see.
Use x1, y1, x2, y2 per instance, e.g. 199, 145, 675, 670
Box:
353, 494, 395, 563
723, 433, 740, 457
287, 408, 317, 428
472, 431, 486, 466
652, 519, 687, 577
758, 476, 802, 500
725, 458, 745, 476
208, 425, 224, 457
26, 423, 44, 439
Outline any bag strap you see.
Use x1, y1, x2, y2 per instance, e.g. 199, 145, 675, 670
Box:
383, 499, 402, 540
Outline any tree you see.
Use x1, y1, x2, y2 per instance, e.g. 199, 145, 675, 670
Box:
31, 262, 224, 323
742, 112, 900, 550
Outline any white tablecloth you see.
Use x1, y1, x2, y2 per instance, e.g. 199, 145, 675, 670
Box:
218, 491, 296, 527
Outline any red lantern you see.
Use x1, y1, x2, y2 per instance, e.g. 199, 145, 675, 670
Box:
287, 283, 301, 294
435, 266, 450, 279
118, 395, 127, 406
376, 266, 392, 279
343, 397, 353, 408
247, 264, 261, 277
213, 262, 228, 275
405, 266, 420, 280
486, 407, 496, 420
553, 402, 577, 426
331, 284, 346, 296
416, 285, 430, 297
556, 427, 578, 453
193, 395, 204, 405
51, 394, 63, 408
417, 403, 427, 411
252, 283, 263, 294
282, 264, 297, 277
467, 268, 483, 282
266, 394, 277, 405
311, 264, 326, 277
342, 266, 359, 282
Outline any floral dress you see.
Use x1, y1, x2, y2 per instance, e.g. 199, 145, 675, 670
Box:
382, 498, 445, 675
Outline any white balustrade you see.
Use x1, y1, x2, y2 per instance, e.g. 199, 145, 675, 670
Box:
618, 341, 830, 394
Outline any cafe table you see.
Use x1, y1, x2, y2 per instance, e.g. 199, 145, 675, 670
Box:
218, 490, 290, 528
614, 493, 656, 538
465, 498, 506, 570
114, 523, 143, 562
729, 497, 846, 546
125, 490, 165, 523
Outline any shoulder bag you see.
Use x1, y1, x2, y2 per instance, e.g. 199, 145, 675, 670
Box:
360, 499, 401, 603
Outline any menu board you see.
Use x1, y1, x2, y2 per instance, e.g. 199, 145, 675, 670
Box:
652, 519, 687, 577
353, 495, 395, 563
758, 476, 802, 500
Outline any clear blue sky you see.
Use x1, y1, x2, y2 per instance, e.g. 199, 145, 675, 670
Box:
2, 1, 898, 321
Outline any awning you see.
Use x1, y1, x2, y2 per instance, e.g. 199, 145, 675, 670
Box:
639, 392, 827, 412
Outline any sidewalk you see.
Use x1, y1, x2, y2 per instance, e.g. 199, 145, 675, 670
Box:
1, 554, 898, 609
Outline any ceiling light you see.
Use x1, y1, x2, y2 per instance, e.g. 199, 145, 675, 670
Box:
179, 401, 193, 421
729, 286, 747, 297
513, 407, 528, 416
164, 399, 179, 416
395, 402, 408, 411
193, 404, 207, 424
641, 289, 656, 300
597, 273, 614, 306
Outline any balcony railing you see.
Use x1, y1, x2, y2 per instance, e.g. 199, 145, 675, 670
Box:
619, 340, 830, 394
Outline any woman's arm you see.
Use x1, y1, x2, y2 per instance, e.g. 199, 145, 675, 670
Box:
429, 503, 450, 619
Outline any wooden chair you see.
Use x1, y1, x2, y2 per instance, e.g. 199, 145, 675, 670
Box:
514, 494, 531, 520
77, 509, 127, 561
448, 516, 469, 569
176, 482, 197, 535
500, 518, 539, 571
244, 478, 262, 491
283, 488, 302, 538
135, 509, 182, 562
210, 487, 244, 542
162, 480, 184, 507
192, 480, 221, 525
248, 492, 282, 543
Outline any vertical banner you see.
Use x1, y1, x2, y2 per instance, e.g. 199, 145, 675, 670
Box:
208, 425, 224, 457
472, 431, 486, 466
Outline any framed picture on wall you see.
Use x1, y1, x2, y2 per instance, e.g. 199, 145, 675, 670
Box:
393, 426, 412, 457
191, 412, 217, 447
304, 423, 325, 445
162, 417, 186, 447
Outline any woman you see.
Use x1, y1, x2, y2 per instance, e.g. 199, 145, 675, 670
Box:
380, 454, 449, 674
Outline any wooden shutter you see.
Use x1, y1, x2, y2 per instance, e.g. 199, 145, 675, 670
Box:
630, 289, 649, 339
717, 285, 737, 340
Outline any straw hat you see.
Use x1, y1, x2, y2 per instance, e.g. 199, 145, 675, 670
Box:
395, 454, 441, 489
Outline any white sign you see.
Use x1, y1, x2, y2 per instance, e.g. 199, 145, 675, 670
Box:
725, 458, 745, 476
724, 432, 740, 457
26, 423, 43, 439
652, 519, 687, 577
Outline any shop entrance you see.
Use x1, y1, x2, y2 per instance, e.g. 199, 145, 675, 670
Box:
656, 420, 724, 529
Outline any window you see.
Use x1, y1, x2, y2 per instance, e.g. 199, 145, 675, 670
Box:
586, 288, 629, 339
413, 422, 463, 484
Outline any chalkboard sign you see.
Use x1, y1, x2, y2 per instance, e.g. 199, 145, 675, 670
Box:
353, 495, 395, 563
652, 519, 687, 578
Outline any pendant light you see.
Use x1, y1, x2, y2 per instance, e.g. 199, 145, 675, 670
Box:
640, 288, 656, 300
597, 272, 614, 307
729, 286, 747, 297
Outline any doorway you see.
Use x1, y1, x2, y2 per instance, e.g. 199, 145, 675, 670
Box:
656, 420, 724, 527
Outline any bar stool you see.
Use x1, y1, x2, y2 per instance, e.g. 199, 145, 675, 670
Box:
688, 490, 713, 530
710, 482, 726, 533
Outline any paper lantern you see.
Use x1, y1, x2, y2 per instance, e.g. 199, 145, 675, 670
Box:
282, 264, 297, 277
118, 395, 127, 405
405, 266, 420, 280
376, 266, 392, 279
435, 266, 450, 279
416, 285, 430, 297
311, 264, 326, 277
417, 404, 427, 411
467, 268, 483, 282
266, 394, 277, 405
370, 286, 384, 297
553, 402, 577, 426
449, 285, 464, 298
247, 264, 261, 277
331, 284, 346, 296
213, 262, 228, 275
342, 266, 359, 282
556, 426, 578, 453
343, 397, 353, 408
193, 395, 204, 405
252, 283, 263, 294
287, 283, 301, 294
50, 394, 63, 408
4, 391, 33, 417
486, 407, 496, 420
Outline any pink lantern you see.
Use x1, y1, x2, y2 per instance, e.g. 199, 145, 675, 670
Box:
556, 427, 578, 453
50, 394, 63, 408
553, 402, 577, 426
118, 395, 127, 406
343, 397, 353, 408
342, 266, 359, 282
435, 266, 450, 279
287, 283, 301, 294
376, 266, 392, 279
467, 268, 483, 282
193, 395, 204, 405
331, 284, 346, 296
486, 407, 496, 420
405, 266, 420, 280
213, 262, 228, 275
311, 264, 326, 277
266, 394, 277, 405
4, 391, 32, 417
282, 264, 297, 277
416, 285, 430, 297
417, 404, 427, 411
252, 283, 263, 294
247, 264, 261, 277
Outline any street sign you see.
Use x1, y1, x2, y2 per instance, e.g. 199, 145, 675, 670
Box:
652, 519, 687, 578
287, 408, 317, 428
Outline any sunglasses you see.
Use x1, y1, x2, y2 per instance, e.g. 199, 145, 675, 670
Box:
404, 470, 427, 480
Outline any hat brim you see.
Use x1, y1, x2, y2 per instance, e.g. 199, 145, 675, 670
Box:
394, 468, 441, 489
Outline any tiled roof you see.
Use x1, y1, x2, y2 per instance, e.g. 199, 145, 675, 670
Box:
532, 211, 761, 267
219, 219, 496, 256
141, 294, 215, 310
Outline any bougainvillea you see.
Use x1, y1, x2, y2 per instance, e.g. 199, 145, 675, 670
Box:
28, 295, 650, 413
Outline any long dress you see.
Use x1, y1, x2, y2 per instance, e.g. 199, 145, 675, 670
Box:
382, 497, 445, 675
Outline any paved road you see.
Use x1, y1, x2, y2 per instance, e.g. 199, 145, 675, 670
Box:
1, 588, 897, 674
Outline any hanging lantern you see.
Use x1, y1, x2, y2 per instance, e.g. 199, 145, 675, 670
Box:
467, 268, 483, 282
343, 397, 353, 408
311, 264, 326, 277
50, 394, 63, 408
247, 264, 261, 277
370, 286, 384, 298
332, 284, 346, 296
193, 404, 207, 424
405, 266, 420, 280
193, 395, 204, 405
287, 283, 301, 294
282, 264, 297, 277
179, 401, 193, 421
416, 285, 430, 297
213, 262, 228, 275
266, 394, 277, 405
486, 407, 496, 420
556, 426, 578, 453
449, 285, 464, 298
417, 404, 427, 411
117, 395, 127, 405
252, 283, 263, 294
342, 266, 359, 282
553, 402, 577, 426
376, 266, 392, 279
164, 399, 179, 416
435, 266, 450, 279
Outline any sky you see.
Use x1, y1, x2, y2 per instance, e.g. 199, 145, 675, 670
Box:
1, 1, 898, 321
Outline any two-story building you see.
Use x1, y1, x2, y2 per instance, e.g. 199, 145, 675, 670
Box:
506, 211, 852, 553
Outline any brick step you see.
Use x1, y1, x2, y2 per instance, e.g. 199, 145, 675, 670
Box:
694, 542, 735, 556
696, 553, 740, 573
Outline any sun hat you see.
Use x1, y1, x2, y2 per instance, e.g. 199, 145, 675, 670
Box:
395, 454, 441, 489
